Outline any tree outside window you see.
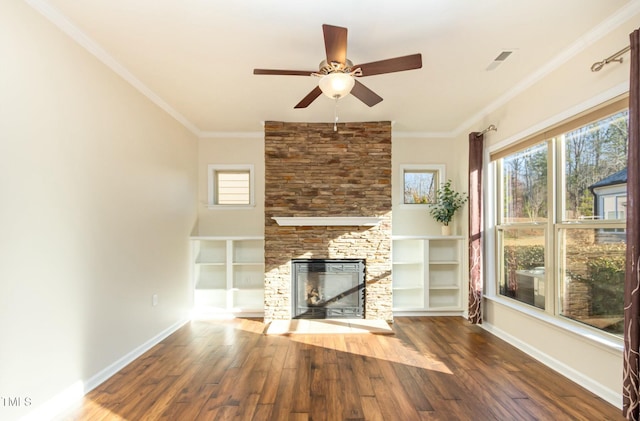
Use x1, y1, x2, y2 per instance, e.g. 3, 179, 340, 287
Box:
495, 107, 628, 336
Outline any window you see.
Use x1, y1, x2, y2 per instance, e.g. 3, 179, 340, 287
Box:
492, 99, 628, 336
400, 164, 444, 205
496, 142, 548, 310
208, 164, 254, 208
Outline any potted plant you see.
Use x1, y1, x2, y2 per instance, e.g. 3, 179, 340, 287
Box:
428, 179, 468, 235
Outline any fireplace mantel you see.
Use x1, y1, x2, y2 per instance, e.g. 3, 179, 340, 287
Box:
271, 217, 383, 226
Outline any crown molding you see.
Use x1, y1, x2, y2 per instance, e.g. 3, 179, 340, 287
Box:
452, 0, 640, 138
25, 0, 640, 141
198, 129, 456, 140
199, 131, 264, 139
25, 0, 203, 137
392, 131, 456, 139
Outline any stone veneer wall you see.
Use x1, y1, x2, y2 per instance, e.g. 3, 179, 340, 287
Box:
264, 121, 393, 322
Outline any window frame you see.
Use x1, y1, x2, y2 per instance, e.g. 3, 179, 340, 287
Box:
207, 164, 255, 209
488, 96, 628, 341
398, 164, 445, 208
494, 139, 554, 313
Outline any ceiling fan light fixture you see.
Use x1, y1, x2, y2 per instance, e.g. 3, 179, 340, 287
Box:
318, 72, 355, 99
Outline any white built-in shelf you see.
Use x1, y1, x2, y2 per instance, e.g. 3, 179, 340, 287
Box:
392, 235, 464, 314
191, 236, 265, 316
271, 216, 383, 226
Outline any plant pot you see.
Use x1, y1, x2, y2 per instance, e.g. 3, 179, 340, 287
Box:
441, 225, 452, 236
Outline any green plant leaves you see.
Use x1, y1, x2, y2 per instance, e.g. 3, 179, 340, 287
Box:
428, 179, 468, 225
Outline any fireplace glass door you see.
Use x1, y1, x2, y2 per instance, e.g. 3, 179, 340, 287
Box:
292, 259, 365, 319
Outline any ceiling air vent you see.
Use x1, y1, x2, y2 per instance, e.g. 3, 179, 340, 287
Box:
486, 50, 513, 71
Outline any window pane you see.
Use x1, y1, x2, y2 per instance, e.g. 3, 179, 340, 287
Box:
404, 170, 437, 204
216, 171, 250, 205
559, 228, 625, 335
502, 142, 548, 223
499, 227, 546, 309
563, 110, 628, 221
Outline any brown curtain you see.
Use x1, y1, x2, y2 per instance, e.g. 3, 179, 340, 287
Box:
624, 28, 640, 421
468, 132, 484, 324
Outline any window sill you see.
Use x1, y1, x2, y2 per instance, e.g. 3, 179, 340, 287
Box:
206, 204, 256, 210
397, 203, 433, 210
484, 294, 623, 355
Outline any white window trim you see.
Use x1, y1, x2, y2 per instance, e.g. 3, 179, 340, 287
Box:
398, 164, 445, 209
485, 90, 628, 347
207, 164, 255, 209
485, 152, 624, 352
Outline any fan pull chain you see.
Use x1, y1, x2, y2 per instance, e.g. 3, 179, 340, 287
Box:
333, 96, 339, 131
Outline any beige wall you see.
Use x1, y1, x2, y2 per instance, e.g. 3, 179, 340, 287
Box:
197, 137, 265, 236
481, 16, 634, 149
392, 135, 468, 236
198, 133, 469, 238
475, 11, 640, 408
0, 2, 198, 420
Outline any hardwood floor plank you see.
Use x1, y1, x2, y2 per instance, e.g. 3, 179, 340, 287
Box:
359, 395, 385, 421
309, 395, 327, 421
509, 397, 572, 421
291, 348, 312, 413
138, 364, 209, 419
250, 404, 273, 421
370, 376, 420, 420
159, 383, 217, 420
391, 362, 434, 411
233, 392, 261, 421
336, 353, 366, 419
418, 398, 496, 421
111, 375, 177, 420
65, 317, 624, 421
325, 379, 347, 420
268, 367, 297, 420
350, 354, 376, 397
257, 339, 288, 405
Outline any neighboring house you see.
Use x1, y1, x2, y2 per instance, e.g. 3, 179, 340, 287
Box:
588, 168, 627, 220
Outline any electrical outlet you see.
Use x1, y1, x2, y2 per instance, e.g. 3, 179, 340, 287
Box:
152, 294, 158, 307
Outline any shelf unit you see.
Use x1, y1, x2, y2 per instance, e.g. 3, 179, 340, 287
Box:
392, 235, 464, 314
191, 236, 264, 316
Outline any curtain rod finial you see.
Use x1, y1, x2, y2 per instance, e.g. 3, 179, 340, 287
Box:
477, 124, 497, 136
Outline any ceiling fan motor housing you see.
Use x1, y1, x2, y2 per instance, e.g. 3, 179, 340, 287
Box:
317, 59, 354, 75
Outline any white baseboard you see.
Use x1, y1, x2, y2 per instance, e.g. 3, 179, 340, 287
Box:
22, 318, 189, 421
393, 311, 464, 317
83, 318, 189, 392
481, 321, 622, 409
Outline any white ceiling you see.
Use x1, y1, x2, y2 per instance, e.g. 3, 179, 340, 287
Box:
31, 0, 637, 136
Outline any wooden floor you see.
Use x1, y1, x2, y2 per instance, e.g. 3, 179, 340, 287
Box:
62, 317, 623, 420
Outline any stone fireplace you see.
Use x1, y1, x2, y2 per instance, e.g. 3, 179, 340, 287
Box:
264, 121, 392, 323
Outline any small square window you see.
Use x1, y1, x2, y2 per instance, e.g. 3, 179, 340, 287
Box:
400, 165, 444, 205
208, 165, 254, 208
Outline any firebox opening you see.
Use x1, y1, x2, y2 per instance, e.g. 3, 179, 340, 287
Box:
292, 259, 365, 319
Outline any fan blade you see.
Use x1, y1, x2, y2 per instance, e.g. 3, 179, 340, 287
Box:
323, 24, 348, 64
353, 53, 422, 77
254, 69, 314, 76
350, 80, 383, 107
294, 86, 323, 108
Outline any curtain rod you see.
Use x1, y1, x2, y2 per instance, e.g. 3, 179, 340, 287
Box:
591, 45, 630, 72
478, 124, 497, 136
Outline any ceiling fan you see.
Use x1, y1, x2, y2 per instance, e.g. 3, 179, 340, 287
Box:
253, 24, 422, 109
